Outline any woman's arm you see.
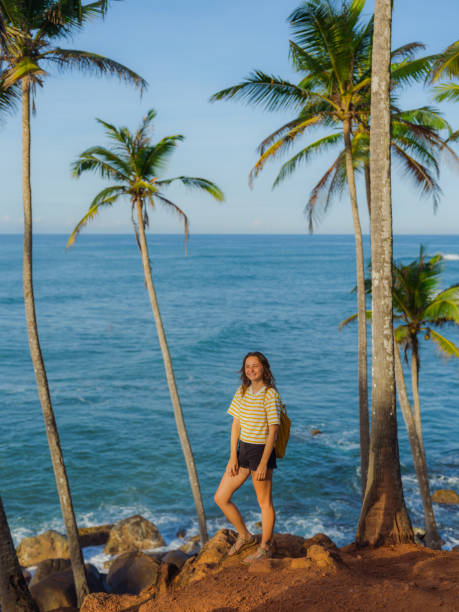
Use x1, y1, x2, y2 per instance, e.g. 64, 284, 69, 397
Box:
254, 424, 279, 481
226, 418, 241, 476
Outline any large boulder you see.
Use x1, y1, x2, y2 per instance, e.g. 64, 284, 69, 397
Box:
104, 515, 165, 556
161, 549, 189, 570
29, 563, 103, 612
17, 530, 69, 567
106, 551, 161, 595
30, 558, 71, 586
79, 524, 113, 548
179, 534, 201, 556
432, 489, 459, 504
306, 544, 345, 573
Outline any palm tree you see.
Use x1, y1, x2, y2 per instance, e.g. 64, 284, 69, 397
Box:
0, 496, 39, 612
341, 249, 459, 546
67, 109, 224, 545
355, 0, 413, 547
0, 1, 146, 604
392, 250, 459, 547
211, 0, 435, 495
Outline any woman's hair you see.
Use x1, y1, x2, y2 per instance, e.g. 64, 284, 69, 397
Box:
239, 351, 276, 395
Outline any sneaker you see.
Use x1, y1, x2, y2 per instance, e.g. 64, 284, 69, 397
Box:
242, 545, 272, 564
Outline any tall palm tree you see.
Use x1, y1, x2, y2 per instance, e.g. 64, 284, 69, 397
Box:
341, 249, 458, 547
211, 0, 433, 495
356, 0, 413, 546
0, 1, 146, 605
0, 496, 39, 612
67, 109, 224, 545
393, 250, 459, 547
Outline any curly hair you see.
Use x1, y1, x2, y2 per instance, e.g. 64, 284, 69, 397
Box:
239, 351, 276, 396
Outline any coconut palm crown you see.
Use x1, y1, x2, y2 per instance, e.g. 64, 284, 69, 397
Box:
68, 109, 223, 248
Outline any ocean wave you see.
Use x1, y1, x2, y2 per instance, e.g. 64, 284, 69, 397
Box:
441, 253, 459, 261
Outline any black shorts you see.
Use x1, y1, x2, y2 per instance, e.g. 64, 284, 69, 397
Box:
237, 441, 277, 471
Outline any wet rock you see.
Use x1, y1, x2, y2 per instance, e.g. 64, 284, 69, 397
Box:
21, 567, 32, 584
17, 530, 69, 566
162, 549, 189, 569
176, 528, 186, 539
432, 489, 459, 504
106, 551, 160, 595
104, 515, 165, 556
311, 429, 323, 436
29, 563, 103, 612
79, 524, 113, 548
413, 527, 426, 547
30, 558, 71, 586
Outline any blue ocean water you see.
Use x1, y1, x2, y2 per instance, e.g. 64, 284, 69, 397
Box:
1, 234, 458, 564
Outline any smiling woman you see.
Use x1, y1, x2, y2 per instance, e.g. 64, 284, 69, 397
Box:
214, 351, 282, 563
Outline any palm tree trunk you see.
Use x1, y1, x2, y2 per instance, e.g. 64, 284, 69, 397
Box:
343, 115, 369, 497
394, 344, 442, 548
364, 161, 371, 219
0, 497, 39, 612
356, 0, 413, 546
135, 198, 209, 545
410, 347, 425, 455
21, 79, 89, 606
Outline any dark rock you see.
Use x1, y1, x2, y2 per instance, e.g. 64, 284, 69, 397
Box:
106, 551, 160, 595
79, 524, 113, 548
162, 549, 189, 569
30, 558, 71, 586
29, 563, 103, 612
176, 529, 186, 538
311, 429, 323, 436
104, 515, 165, 556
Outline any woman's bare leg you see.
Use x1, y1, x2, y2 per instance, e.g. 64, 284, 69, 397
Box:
214, 468, 251, 535
252, 470, 275, 548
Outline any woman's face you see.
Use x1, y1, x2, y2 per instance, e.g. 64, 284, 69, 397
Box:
245, 356, 264, 383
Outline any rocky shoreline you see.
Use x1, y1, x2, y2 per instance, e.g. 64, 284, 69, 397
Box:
14, 510, 459, 611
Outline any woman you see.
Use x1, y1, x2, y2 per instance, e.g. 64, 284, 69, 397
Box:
214, 351, 281, 562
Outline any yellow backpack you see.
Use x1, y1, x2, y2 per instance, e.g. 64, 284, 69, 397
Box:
264, 389, 291, 459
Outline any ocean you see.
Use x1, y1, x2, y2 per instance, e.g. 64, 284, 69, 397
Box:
1, 234, 458, 569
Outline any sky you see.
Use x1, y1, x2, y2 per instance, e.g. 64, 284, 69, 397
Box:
1, 0, 459, 235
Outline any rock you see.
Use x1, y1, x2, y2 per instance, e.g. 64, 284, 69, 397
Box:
175, 529, 238, 586
179, 534, 201, 555
162, 549, 189, 569
413, 526, 426, 547
272, 533, 308, 558
306, 544, 344, 572
79, 524, 113, 548
156, 562, 178, 597
104, 515, 165, 556
107, 551, 160, 595
311, 429, 323, 436
81, 592, 140, 612
432, 489, 459, 504
304, 533, 339, 553
176, 529, 186, 539
29, 563, 103, 612
30, 558, 71, 586
17, 530, 69, 567
254, 521, 262, 528
22, 567, 32, 584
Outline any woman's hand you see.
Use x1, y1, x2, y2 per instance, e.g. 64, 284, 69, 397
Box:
226, 457, 239, 477
254, 462, 267, 481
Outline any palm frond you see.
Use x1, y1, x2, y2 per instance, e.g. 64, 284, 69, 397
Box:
137, 135, 184, 177
428, 329, 459, 359
156, 176, 224, 201
154, 193, 190, 253
391, 42, 425, 61
339, 310, 372, 330
424, 284, 459, 323
434, 82, 459, 103
210, 70, 312, 111
45, 48, 147, 92
430, 40, 459, 83
72, 146, 131, 180
67, 196, 116, 247
273, 132, 342, 188
391, 143, 441, 211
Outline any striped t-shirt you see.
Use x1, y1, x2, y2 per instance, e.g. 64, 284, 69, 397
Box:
227, 385, 281, 444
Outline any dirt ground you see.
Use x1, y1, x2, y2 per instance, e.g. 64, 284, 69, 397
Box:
83, 543, 459, 612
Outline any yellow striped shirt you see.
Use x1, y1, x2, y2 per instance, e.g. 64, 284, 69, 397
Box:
227, 385, 281, 444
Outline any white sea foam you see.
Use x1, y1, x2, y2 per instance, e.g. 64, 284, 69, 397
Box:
441, 253, 459, 261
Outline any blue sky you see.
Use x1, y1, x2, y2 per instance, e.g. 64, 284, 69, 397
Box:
1, 0, 459, 235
